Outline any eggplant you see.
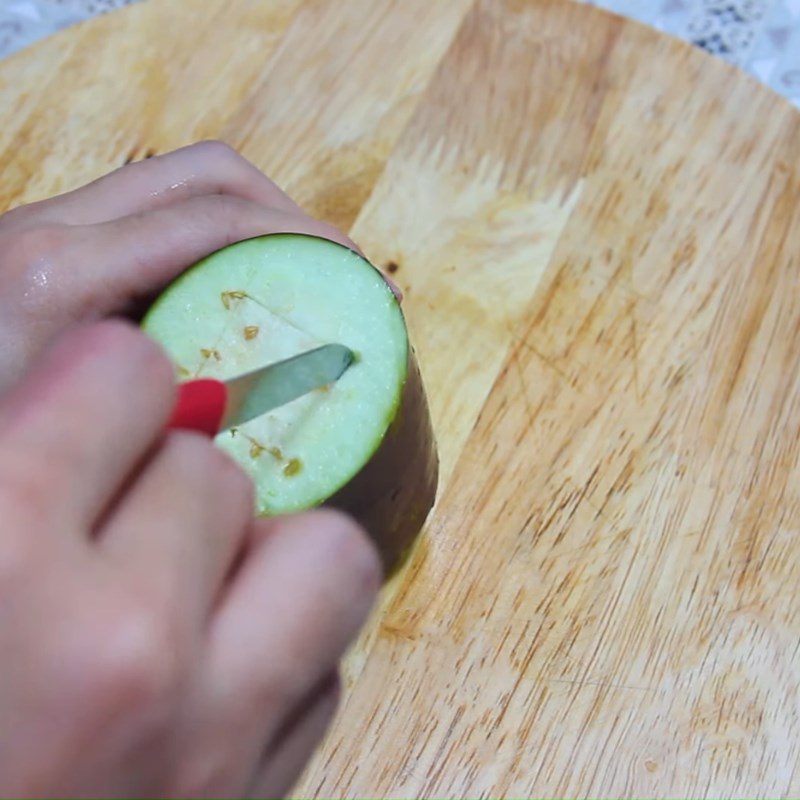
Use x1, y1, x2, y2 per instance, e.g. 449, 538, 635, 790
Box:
142, 233, 438, 572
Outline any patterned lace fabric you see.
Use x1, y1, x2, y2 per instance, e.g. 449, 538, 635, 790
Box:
584, 0, 800, 106
0, 0, 135, 55
0, 0, 798, 106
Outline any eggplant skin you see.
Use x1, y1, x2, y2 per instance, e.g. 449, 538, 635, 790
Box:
326, 346, 438, 576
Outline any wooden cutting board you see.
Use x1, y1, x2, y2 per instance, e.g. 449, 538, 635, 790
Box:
1, 0, 799, 796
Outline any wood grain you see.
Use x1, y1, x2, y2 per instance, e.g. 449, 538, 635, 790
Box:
1, 0, 799, 796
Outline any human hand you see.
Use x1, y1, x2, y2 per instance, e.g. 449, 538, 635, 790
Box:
0, 140, 398, 392
0, 321, 380, 797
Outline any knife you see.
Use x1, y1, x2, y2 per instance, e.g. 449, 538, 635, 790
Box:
166, 344, 354, 437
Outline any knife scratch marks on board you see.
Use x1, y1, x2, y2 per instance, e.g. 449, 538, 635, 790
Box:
511, 331, 576, 389
628, 302, 641, 402
544, 677, 651, 693
509, 345, 534, 423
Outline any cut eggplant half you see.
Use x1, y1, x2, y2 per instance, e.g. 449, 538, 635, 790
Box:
142, 233, 438, 572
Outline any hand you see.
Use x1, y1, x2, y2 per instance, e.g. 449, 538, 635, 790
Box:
0, 321, 380, 797
0, 140, 398, 392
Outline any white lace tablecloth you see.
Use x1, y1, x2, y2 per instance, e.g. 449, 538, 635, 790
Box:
0, 0, 798, 107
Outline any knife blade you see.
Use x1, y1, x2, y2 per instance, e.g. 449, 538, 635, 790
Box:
167, 344, 354, 436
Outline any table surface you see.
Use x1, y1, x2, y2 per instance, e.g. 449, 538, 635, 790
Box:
1, 0, 799, 796
1, 0, 799, 107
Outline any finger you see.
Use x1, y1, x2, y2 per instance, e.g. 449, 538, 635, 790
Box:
0, 320, 175, 529
249, 673, 341, 799
19, 196, 361, 321
100, 430, 253, 629
169, 671, 340, 798
0, 141, 301, 229
202, 511, 379, 749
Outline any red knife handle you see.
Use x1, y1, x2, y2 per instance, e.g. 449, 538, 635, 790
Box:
167, 379, 227, 437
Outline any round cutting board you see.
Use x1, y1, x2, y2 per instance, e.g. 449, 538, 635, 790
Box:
1, 0, 799, 796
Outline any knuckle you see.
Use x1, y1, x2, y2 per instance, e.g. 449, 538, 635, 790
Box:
90, 599, 180, 708
200, 192, 250, 217
182, 194, 251, 246
0, 455, 53, 529
0, 525, 40, 589
7, 224, 73, 265
189, 139, 243, 167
